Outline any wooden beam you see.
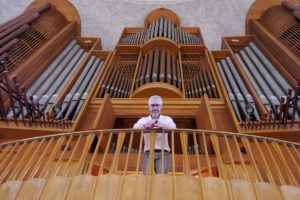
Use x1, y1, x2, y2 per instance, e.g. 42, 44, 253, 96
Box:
195, 94, 216, 130
92, 94, 115, 130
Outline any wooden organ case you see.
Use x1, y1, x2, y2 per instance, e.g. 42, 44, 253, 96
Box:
0, 0, 299, 199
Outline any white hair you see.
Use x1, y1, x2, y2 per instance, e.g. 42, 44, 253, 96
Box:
148, 95, 163, 106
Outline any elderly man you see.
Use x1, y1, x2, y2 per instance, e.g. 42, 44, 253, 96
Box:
133, 95, 176, 174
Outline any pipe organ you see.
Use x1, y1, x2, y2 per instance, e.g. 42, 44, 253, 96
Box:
0, 3, 70, 74
0, 0, 299, 199
98, 53, 138, 98
250, 1, 300, 79
182, 52, 218, 98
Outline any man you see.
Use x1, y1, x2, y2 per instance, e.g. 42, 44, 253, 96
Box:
133, 95, 176, 174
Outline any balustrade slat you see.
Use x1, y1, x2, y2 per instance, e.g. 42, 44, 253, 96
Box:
202, 132, 212, 177
18, 138, 46, 181
28, 137, 55, 179
87, 133, 103, 175
241, 137, 262, 182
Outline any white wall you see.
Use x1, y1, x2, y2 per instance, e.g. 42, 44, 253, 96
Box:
0, 0, 254, 50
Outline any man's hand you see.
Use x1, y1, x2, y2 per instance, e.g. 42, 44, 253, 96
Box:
143, 119, 158, 129
155, 120, 175, 129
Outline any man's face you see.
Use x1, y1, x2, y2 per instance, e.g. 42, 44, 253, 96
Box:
149, 99, 162, 119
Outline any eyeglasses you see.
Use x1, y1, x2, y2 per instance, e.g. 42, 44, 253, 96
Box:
149, 104, 161, 108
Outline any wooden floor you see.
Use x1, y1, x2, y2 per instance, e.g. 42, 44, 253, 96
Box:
1, 175, 300, 200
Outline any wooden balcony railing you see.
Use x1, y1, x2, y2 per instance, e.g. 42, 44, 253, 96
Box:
0, 129, 299, 199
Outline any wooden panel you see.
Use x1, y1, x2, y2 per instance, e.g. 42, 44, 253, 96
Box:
196, 94, 217, 130
76, 106, 99, 131
212, 107, 237, 132
150, 175, 174, 199
66, 175, 95, 200
254, 182, 282, 200
202, 177, 229, 200
0, 180, 22, 200
92, 175, 122, 199
176, 176, 203, 200
280, 185, 300, 200
230, 180, 256, 200
16, 178, 46, 200
119, 175, 147, 199
40, 177, 70, 200
92, 94, 116, 130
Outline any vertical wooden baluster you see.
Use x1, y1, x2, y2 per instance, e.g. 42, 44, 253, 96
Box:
202, 132, 213, 176
193, 132, 202, 177
211, 134, 233, 199
39, 137, 65, 178
283, 143, 300, 173
241, 137, 262, 182
63, 135, 83, 176
146, 130, 156, 200
87, 133, 103, 175
0, 143, 22, 177
210, 134, 227, 179
254, 139, 276, 185
0, 144, 17, 166
171, 130, 177, 200
124, 131, 134, 175
0, 141, 30, 183
161, 129, 165, 175
263, 139, 286, 186
0, 145, 11, 164
193, 131, 205, 200
233, 135, 250, 181
109, 131, 126, 174
74, 134, 95, 176
136, 130, 144, 174
224, 135, 238, 180
147, 130, 156, 175
50, 135, 74, 177
115, 131, 134, 200
18, 138, 46, 180
99, 132, 113, 176
273, 142, 299, 186
202, 132, 212, 177
28, 137, 54, 179
291, 145, 300, 162
180, 131, 190, 175
6, 140, 38, 182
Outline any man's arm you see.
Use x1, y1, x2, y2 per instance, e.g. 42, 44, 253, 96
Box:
155, 117, 176, 129
133, 118, 144, 129
133, 117, 157, 129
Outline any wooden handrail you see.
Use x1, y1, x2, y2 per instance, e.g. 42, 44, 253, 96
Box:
0, 128, 299, 187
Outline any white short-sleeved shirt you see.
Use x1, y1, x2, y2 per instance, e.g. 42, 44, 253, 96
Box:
133, 115, 176, 152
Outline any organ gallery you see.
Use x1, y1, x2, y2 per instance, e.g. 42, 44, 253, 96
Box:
0, 0, 299, 199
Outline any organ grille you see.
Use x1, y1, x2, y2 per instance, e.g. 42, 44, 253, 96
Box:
182, 53, 218, 98
119, 32, 144, 45
135, 47, 181, 90
118, 17, 203, 46
3, 8, 69, 72
257, 5, 300, 58
98, 53, 138, 98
